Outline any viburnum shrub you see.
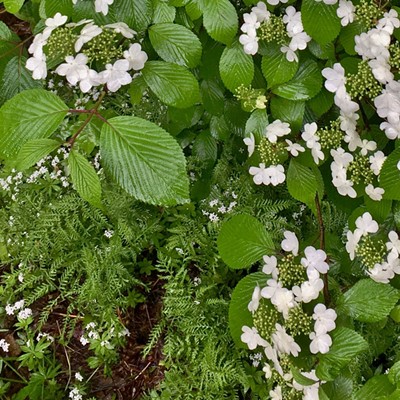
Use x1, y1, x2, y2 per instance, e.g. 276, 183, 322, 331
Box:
2, 0, 400, 398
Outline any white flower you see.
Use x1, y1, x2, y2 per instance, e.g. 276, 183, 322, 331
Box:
292, 279, 324, 303
337, 0, 355, 26
56, 54, 89, 85
243, 133, 255, 157
378, 9, 400, 33
123, 43, 148, 70
309, 332, 332, 354
272, 288, 296, 318
80, 336, 89, 346
95, 0, 114, 15
369, 57, 393, 84
365, 184, 384, 201
261, 279, 282, 301
26, 54, 47, 80
289, 31, 311, 51
252, 2, 270, 23
367, 263, 394, 283
44, 12, 68, 35
301, 122, 319, 147
369, 151, 386, 175
239, 31, 259, 55
0, 339, 10, 353
285, 139, 304, 156
248, 285, 262, 313
241, 326, 265, 350
265, 120, 291, 143
387, 231, 400, 255
346, 229, 361, 260
359, 139, 377, 156
268, 165, 286, 186
105, 22, 136, 38
241, 12, 260, 36
74, 23, 102, 52
280, 45, 298, 62
75, 372, 83, 382
263, 363, 272, 379
249, 163, 269, 185
312, 303, 337, 334
283, 6, 303, 36
69, 388, 83, 400
262, 255, 279, 279
272, 323, 301, 356
270, 386, 283, 400
281, 231, 299, 255
99, 60, 132, 92
355, 212, 379, 236
28, 32, 50, 58
18, 308, 32, 320
322, 63, 346, 96
301, 246, 329, 274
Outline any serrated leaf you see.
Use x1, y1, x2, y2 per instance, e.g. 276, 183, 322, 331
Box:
0, 89, 68, 160
200, 79, 225, 115
287, 159, 318, 206
219, 42, 254, 92
273, 59, 322, 101
0, 56, 42, 106
149, 23, 202, 68
69, 150, 103, 209
320, 376, 353, 400
14, 139, 60, 171
245, 109, 268, 142
341, 279, 399, 322
270, 97, 305, 132
192, 130, 217, 169
317, 327, 368, 381
307, 88, 334, 117
3, 0, 24, 13
153, 0, 176, 23
229, 272, 267, 347
380, 147, 400, 200
44, 0, 73, 17
217, 214, 274, 269
301, 0, 341, 45
353, 376, 395, 400
203, 0, 238, 45
388, 361, 400, 385
261, 43, 299, 88
113, 0, 153, 31
142, 61, 200, 108
100, 116, 189, 205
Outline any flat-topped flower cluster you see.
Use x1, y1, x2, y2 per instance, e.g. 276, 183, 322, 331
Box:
241, 231, 337, 399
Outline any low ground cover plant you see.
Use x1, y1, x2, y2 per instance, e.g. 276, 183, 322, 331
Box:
1, 0, 400, 398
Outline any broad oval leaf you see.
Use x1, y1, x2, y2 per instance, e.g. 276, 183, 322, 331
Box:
270, 97, 305, 132
272, 59, 322, 101
341, 279, 399, 322
100, 116, 189, 206
219, 42, 254, 92
3, 0, 24, 13
113, 0, 153, 31
149, 23, 202, 68
142, 61, 200, 108
217, 214, 274, 269
14, 139, 60, 171
69, 150, 103, 210
229, 272, 267, 348
0, 89, 68, 160
153, 0, 176, 23
203, 0, 238, 45
380, 147, 400, 200
353, 376, 395, 400
287, 159, 318, 206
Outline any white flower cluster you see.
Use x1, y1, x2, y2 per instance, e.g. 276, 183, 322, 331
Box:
346, 212, 400, 283
79, 321, 129, 347
69, 387, 83, 400
241, 231, 337, 397
26, 13, 148, 93
6, 299, 32, 320
301, 122, 324, 164
201, 191, 238, 223
0, 338, 10, 353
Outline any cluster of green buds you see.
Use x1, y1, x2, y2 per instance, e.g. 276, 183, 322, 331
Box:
235, 85, 267, 112
346, 61, 382, 101
259, 15, 288, 45
355, 0, 383, 28
318, 120, 343, 151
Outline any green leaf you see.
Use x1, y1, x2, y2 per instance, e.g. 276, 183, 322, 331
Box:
229, 272, 267, 347
261, 43, 298, 88
100, 116, 189, 205
245, 109, 268, 141
341, 279, 399, 322
388, 361, 400, 385
287, 159, 318, 207
0, 56, 42, 106
380, 147, 400, 200
219, 42, 254, 92
69, 150, 103, 209
202, 0, 238, 45
217, 214, 274, 269
192, 130, 217, 169
149, 23, 202, 68
0, 89, 68, 160
270, 97, 305, 132
364, 196, 392, 223
307, 89, 334, 118
114, 0, 153, 31
339, 22, 365, 56
152, 0, 176, 23
301, 0, 341, 45
291, 367, 319, 386
44, 0, 73, 17
200, 79, 225, 115
273, 59, 322, 101
353, 376, 395, 400
210, 115, 230, 141
317, 327, 368, 381
14, 139, 60, 171
3, 0, 24, 13
321, 376, 353, 400
142, 61, 200, 108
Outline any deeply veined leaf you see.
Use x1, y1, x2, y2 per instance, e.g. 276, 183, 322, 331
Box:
245, 108, 268, 142
0, 56, 42, 106
142, 61, 200, 108
0, 89, 68, 160
273, 59, 322, 100
14, 139, 60, 171
3, 0, 24, 13
153, 0, 176, 23
202, 0, 238, 45
149, 23, 202, 68
339, 22, 365, 56
301, 0, 341, 45
380, 147, 400, 200
353, 376, 395, 400
341, 279, 399, 322
229, 272, 267, 348
217, 214, 274, 269
200, 79, 225, 115
114, 0, 153, 31
270, 97, 305, 132
100, 116, 189, 205
317, 327, 368, 381
44, 0, 73, 17
261, 43, 299, 88
69, 150, 103, 210
219, 42, 254, 92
